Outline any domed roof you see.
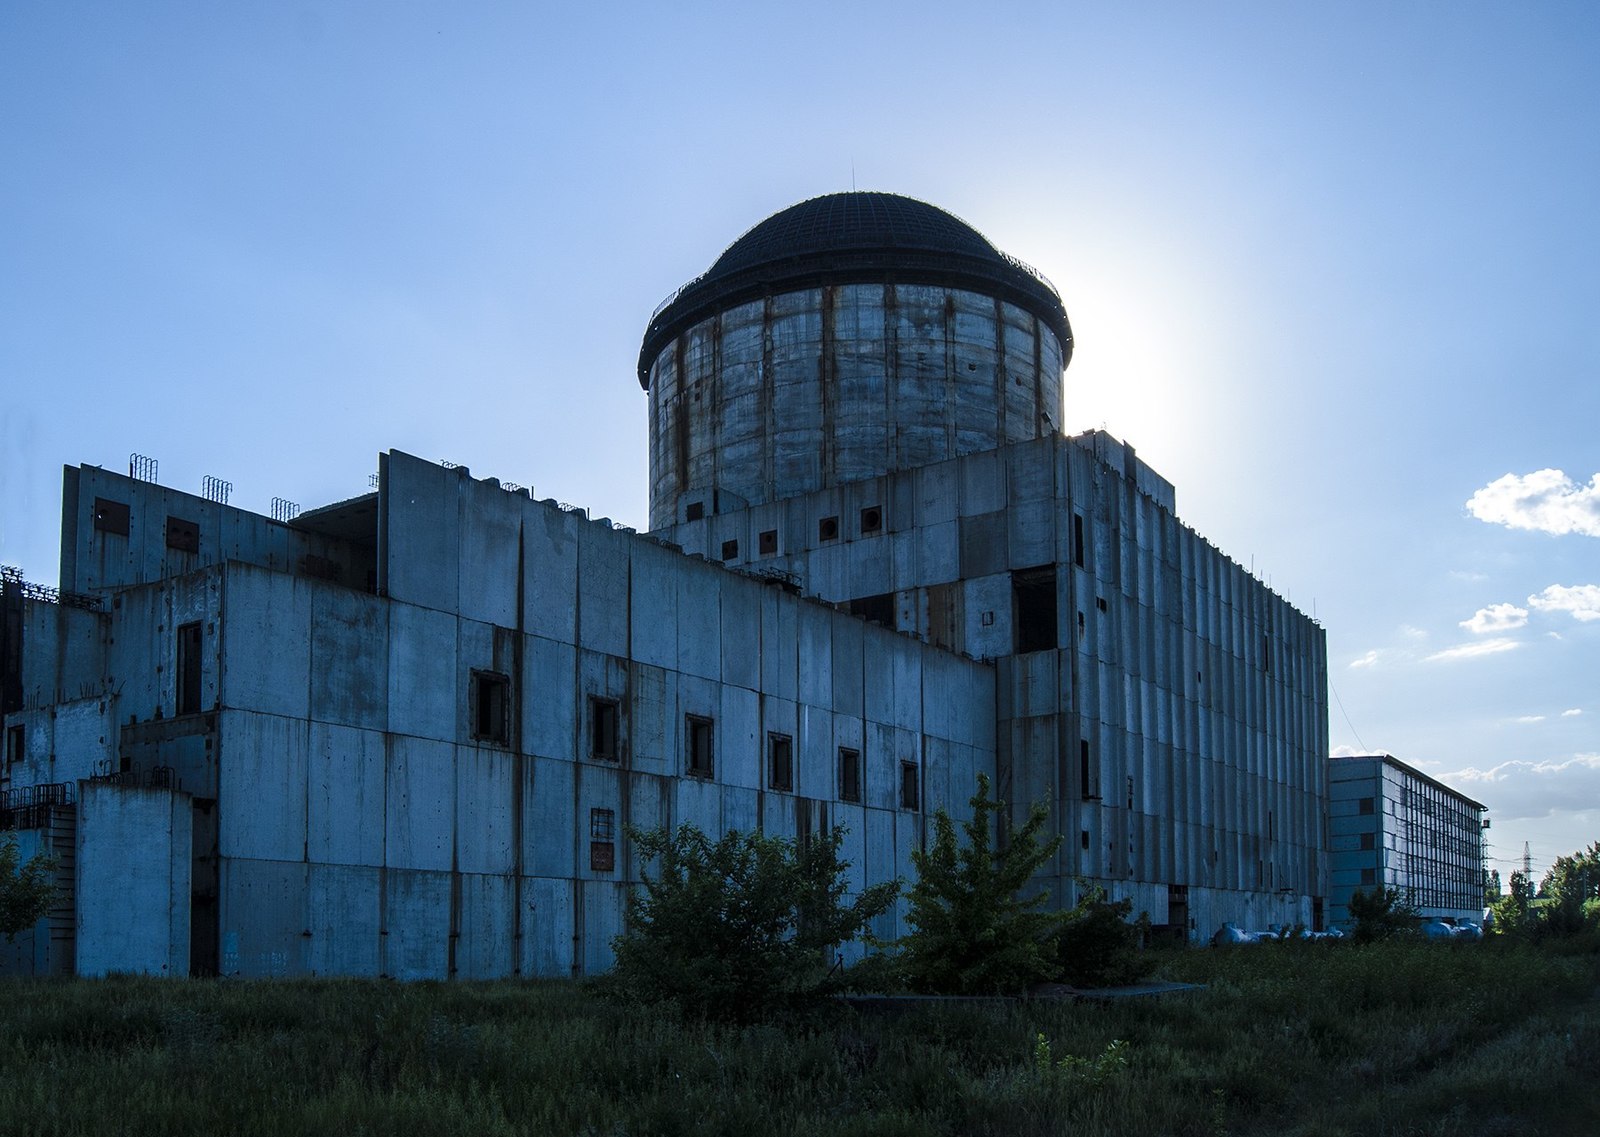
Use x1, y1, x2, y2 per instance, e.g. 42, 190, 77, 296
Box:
638, 192, 1071, 388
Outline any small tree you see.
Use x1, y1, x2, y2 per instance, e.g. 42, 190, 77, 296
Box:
1, 835, 56, 942
898, 774, 1063, 994
607, 823, 896, 1021
1056, 880, 1153, 988
1347, 885, 1419, 943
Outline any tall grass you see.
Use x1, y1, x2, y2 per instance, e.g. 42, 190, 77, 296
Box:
0, 940, 1594, 1136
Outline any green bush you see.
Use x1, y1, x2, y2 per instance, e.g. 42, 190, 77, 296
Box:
605, 823, 897, 1021
0, 835, 55, 942
898, 774, 1063, 994
1347, 885, 1420, 943
1055, 881, 1153, 988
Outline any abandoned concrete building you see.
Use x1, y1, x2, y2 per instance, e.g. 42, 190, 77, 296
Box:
1, 192, 1331, 978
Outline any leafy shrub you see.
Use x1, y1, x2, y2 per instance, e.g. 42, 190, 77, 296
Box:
897, 774, 1063, 994
1347, 885, 1420, 943
606, 823, 897, 1021
0, 834, 56, 942
1031, 1033, 1130, 1089
1055, 881, 1153, 987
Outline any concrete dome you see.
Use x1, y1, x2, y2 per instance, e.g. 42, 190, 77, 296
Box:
638, 192, 1072, 388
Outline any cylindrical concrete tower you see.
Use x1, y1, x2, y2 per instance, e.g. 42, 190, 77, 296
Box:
638, 192, 1072, 531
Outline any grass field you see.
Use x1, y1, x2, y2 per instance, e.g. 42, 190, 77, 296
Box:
1, 940, 1596, 1136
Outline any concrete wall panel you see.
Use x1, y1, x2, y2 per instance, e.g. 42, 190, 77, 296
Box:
381, 868, 451, 980
307, 722, 385, 866
77, 784, 191, 977
384, 736, 455, 872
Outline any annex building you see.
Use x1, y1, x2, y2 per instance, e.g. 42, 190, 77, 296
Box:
3, 193, 1331, 978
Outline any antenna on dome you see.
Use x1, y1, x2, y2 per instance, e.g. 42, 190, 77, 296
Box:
851, 159, 856, 191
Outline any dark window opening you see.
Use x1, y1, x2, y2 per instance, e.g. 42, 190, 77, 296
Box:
1080, 740, 1097, 800
1358, 797, 1375, 816
5, 724, 22, 765
1096, 596, 1108, 613
686, 715, 714, 778
1262, 635, 1272, 673
860, 506, 882, 534
1359, 832, 1375, 851
590, 698, 619, 761
93, 497, 130, 536
1127, 775, 1135, 811
721, 539, 739, 561
838, 747, 861, 802
471, 670, 511, 745
686, 501, 705, 522
299, 554, 342, 583
1081, 829, 1090, 850
1012, 566, 1057, 653
768, 733, 793, 792
758, 529, 778, 556
849, 592, 895, 630
899, 762, 919, 811
166, 516, 199, 553
1072, 513, 1086, 567
176, 621, 203, 715
819, 515, 839, 541
1360, 868, 1376, 886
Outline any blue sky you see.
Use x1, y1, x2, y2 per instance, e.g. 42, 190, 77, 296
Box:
3, 2, 1595, 885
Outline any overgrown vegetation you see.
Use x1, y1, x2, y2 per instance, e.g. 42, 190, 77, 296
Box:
0, 939, 1595, 1136
0, 834, 55, 941
898, 774, 1064, 994
1055, 881, 1155, 987
1346, 884, 1421, 943
1489, 841, 1600, 948
604, 823, 897, 1020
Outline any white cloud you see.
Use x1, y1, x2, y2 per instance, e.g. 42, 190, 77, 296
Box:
1331, 745, 1381, 758
1528, 583, 1600, 623
1466, 470, 1600, 537
1425, 638, 1520, 662
1445, 753, 1600, 823
1512, 715, 1546, 724
1349, 649, 1381, 669
1460, 603, 1528, 634
1399, 625, 1429, 642
1563, 709, 1583, 718
1449, 570, 1489, 583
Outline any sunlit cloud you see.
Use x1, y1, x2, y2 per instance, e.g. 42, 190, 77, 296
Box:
1449, 570, 1489, 583
1562, 709, 1583, 718
1512, 715, 1545, 724
1466, 470, 1600, 537
1528, 583, 1600, 623
1331, 745, 1380, 758
1425, 638, 1520, 662
1445, 753, 1600, 822
1399, 625, 1429, 641
1460, 603, 1528, 634
1349, 649, 1381, 669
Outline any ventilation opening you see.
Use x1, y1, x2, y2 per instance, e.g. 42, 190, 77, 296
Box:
1012, 566, 1057, 653
93, 497, 130, 536
721, 539, 738, 561
819, 516, 839, 541
686, 501, 705, 522
758, 529, 778, 556
860, 505, 882, 534
166, 516, 199, 553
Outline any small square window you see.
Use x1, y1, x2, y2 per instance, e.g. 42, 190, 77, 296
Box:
838, 747, 860, 802
819, 516, 839, 542
1358, 797, 1375, 816
590, 698, 619, 761
686, 501, 705, 522
1096, 596, 1108, 613
1359, 832, 1375, 851
686, 715, 714, 778
1360, 868, 1376, 886
768, 733, 793, 792
721, 539, 739, 561
166, 516, 199, 553
860, 506, 882, 534
758, 529, 778, 556
93, 497, 130, 536
590, 807, 616, 841
471, 670, 511, 745
899, 762, 919, 811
